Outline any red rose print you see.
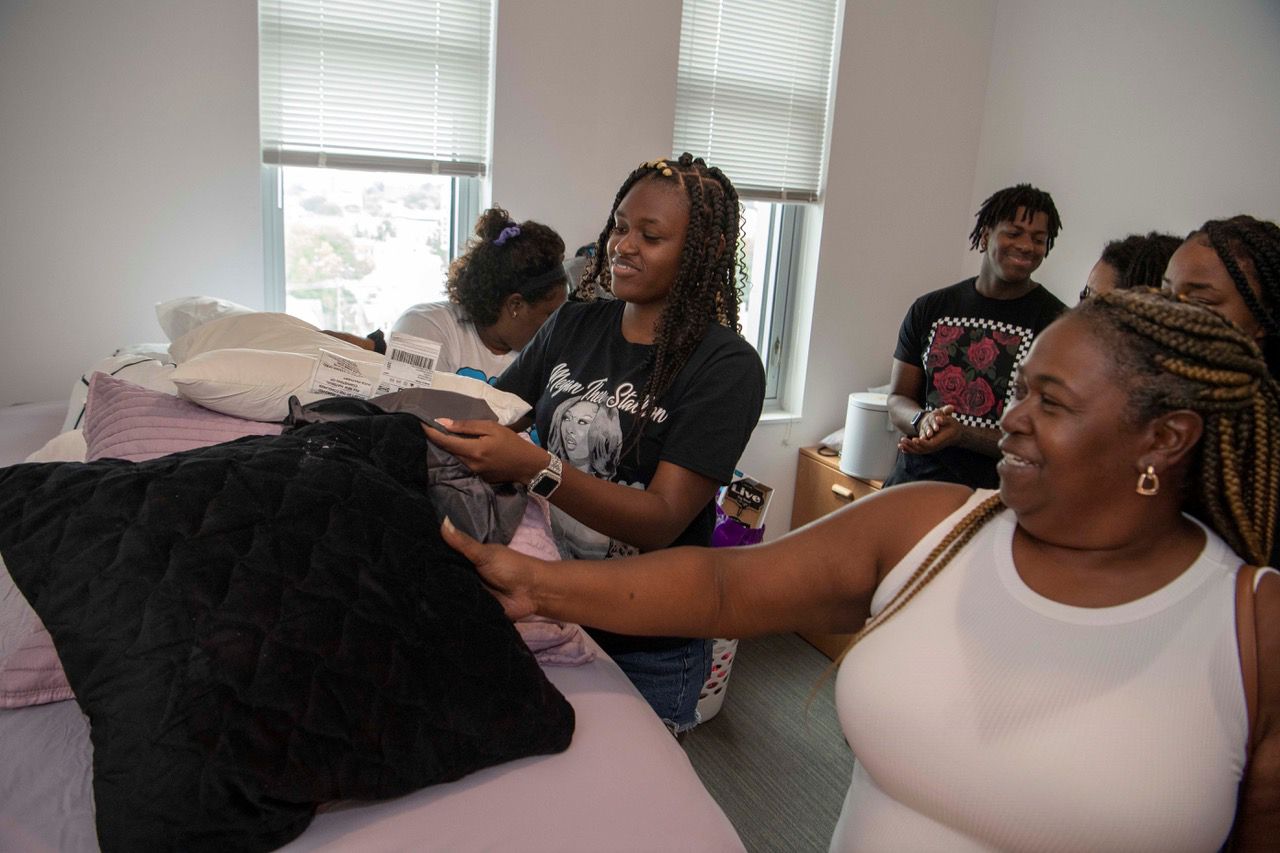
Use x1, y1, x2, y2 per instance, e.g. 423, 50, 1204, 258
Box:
958, 377, 996, 416
966, 336, 1000, 373
992, 330, 1022, 348
932, 324, 964, 348
926, 345, 951, 369
933, 365, 967, 406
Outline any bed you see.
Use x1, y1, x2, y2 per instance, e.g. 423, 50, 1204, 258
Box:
0, 304, 744, 853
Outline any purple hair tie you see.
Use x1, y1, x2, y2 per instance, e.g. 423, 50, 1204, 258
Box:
493, 224, 521, 246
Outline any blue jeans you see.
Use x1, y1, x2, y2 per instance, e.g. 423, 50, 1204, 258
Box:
610, 639, 712, 733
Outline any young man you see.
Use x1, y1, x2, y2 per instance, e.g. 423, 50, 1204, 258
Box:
884, 184, 1066, 489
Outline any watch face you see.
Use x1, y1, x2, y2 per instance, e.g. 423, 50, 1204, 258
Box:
529, 473, 559, 498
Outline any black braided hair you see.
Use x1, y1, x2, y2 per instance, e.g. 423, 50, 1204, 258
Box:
579, 153, 747, 446
1194, 215, 1280, 377
968, 183, 1062, 253
445, 207, 566, 328
1099, 232, 1182, 290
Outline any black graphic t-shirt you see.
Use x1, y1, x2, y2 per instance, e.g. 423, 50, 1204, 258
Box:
887, 277, 1066, 489
497, 299, 765, 652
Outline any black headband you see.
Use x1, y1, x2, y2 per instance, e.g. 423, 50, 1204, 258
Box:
515, 265, 567, 296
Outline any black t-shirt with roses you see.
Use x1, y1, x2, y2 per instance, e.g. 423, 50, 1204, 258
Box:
496, 298, 765, 653
885, 277, 1066, 489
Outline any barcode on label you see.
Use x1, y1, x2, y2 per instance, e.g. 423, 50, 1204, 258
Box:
390, 349, 436, 371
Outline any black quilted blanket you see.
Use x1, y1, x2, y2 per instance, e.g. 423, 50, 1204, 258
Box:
0, 414, 574, 852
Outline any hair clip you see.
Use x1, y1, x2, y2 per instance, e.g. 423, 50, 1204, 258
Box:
493, 224, 521, 246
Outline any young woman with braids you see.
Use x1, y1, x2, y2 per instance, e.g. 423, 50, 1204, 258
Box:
441, 289, 1279, 850
324, 207, 568, 383
426, 155, 765, 731
1165, 215, 1280, 379
1164, 215, 1280, 567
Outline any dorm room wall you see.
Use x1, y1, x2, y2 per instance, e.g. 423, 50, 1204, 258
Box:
967, 0, 1280, 304
0, 1, 263, 407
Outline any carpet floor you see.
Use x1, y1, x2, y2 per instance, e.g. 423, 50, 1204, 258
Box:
682, 633, 854, 853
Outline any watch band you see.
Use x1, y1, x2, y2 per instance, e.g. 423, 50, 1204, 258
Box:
528, 453, 563, 498
910, 409, 926, 436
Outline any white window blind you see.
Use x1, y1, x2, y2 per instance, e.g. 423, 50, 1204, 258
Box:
673, 0, 841, 202
259, 0, 494, 176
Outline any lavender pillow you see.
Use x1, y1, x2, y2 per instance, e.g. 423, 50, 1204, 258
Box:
84, 373, 282, 462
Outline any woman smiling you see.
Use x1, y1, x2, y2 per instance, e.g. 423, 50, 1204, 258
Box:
444, 289, 1279, 850
427, 154, 765, 732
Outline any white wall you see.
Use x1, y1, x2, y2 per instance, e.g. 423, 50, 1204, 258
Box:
969, 0, 1280, 304
490, 0, 682, 252
0, 0, 263, 405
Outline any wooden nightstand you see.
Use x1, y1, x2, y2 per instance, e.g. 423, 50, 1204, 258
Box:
790, 446, 882, 660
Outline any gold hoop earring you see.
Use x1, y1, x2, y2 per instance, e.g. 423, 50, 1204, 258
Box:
1136, 465, 1159, 496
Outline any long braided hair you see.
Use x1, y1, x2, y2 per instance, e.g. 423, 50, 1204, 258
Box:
838, 289, 1280, 662
1194, 215, 1280, 376
968, 183, 1063, 253
580, 153, 747, 445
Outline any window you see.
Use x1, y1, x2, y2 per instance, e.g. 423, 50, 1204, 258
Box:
259, 0, 493, 330
674, 0, 841, 404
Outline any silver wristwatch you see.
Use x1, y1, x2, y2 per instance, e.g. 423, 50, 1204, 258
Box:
528, 453, 564, 498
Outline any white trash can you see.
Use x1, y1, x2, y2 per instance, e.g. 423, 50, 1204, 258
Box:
839, 392, 897, 481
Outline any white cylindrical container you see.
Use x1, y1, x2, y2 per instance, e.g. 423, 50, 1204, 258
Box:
839, 392, 898, 480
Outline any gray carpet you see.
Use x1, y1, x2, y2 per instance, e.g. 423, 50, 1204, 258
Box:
682, 633, 853, 853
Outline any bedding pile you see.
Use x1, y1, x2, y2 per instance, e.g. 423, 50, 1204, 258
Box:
0, 413, 575, 852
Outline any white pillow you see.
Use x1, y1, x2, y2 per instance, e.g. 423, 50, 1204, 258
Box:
168, 312, 374, 364
25, 429, 88, 463
62, 355, 178, 432
428, 372, 532, 425
172, 347, 531, 425
171, 349, 327, 421
155, 296, 256, 342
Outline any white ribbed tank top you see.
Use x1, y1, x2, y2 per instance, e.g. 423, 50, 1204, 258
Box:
832, 490, 1251, 853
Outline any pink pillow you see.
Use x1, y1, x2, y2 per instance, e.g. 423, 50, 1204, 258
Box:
84, 372, 282, 462
0, 555, 73, 708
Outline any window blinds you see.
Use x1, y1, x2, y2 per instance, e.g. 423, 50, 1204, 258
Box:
259, 0, 494, 176
673, 0, 841, 202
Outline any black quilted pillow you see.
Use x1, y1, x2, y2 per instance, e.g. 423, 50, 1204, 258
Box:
0, 415, 574, 853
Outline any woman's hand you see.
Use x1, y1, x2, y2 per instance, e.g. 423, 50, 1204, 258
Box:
423, 418, 547, 484
441, 516, 541, 620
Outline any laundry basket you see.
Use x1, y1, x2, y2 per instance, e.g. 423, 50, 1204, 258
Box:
696, 637, 739, 722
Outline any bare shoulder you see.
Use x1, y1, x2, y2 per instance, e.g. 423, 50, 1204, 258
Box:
810, 481, 978, 579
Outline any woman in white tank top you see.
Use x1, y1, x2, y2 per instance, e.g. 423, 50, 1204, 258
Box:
447, 288, 1280, 850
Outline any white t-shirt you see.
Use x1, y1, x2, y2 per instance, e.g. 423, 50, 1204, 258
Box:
391, 301, 514, 384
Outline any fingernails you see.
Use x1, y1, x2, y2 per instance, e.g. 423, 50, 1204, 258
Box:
437, 418, 454, 428
442, 516, 455, 533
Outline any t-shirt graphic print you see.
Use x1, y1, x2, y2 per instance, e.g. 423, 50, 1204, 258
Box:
922, 318, 1033, 429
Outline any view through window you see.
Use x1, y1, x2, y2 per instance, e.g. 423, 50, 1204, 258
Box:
280, 167, 462, 334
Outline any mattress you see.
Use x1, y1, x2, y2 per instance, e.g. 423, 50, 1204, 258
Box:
0, 400, 744, 852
